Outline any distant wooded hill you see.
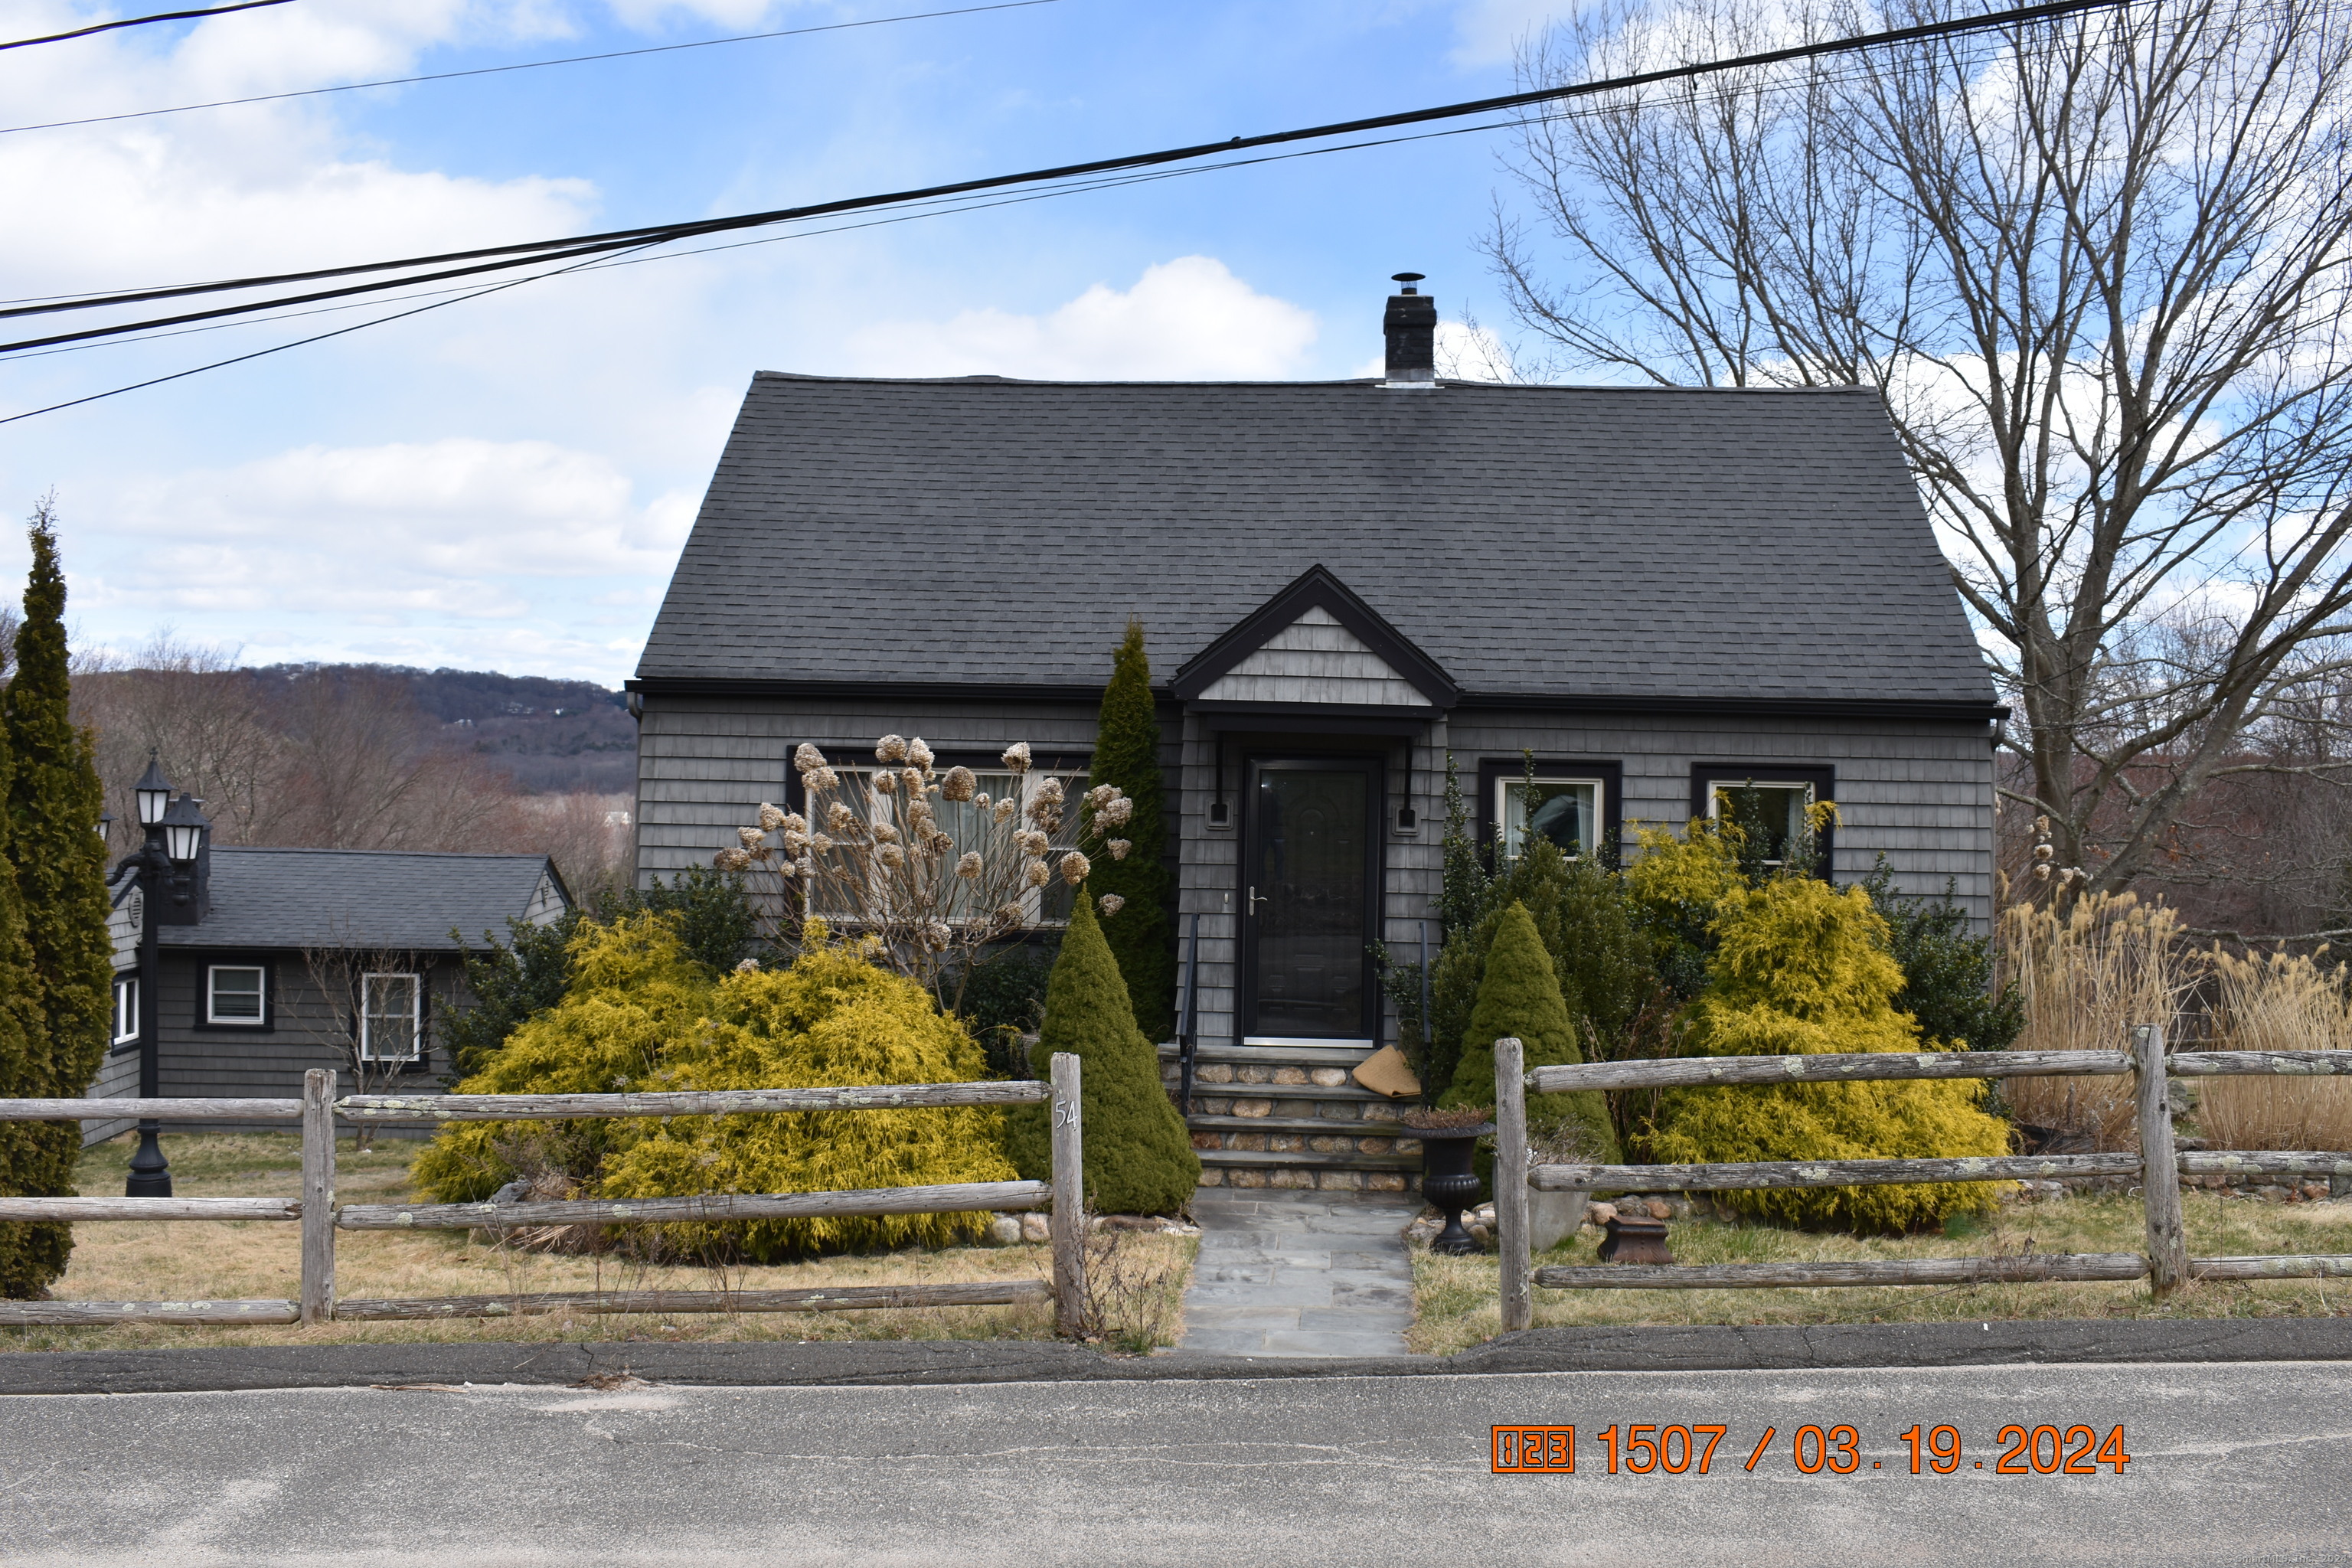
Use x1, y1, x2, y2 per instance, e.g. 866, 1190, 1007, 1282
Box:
244, 665, 637, 794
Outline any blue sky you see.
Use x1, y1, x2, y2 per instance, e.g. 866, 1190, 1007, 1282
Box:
0, 0, 1573, 684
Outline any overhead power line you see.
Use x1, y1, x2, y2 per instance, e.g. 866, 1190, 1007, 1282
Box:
0, 0, 2131, 422
0, 0, 1063, 138
0, 0, 2129, 358
2, 0, 291, 54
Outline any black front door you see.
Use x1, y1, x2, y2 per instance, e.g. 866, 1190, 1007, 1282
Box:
1241, 759, 1379, 1040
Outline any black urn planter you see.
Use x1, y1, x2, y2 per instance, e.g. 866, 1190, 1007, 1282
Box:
1412, 1123, 1494, 1256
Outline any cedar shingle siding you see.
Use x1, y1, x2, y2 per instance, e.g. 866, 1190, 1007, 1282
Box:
633, 368, 2001, 1049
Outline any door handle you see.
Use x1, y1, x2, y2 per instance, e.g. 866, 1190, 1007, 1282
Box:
1246, 886, 1268, 917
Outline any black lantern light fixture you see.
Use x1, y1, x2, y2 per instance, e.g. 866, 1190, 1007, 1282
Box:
161, 794, 206, 870
134, 750, 172, 827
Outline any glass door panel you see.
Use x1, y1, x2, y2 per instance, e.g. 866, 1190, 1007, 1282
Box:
1244, 761, 1374, 1039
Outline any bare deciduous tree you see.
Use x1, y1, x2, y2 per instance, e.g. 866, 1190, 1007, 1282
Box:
1486, 0, 2352, 893
301, 924, 436, 1150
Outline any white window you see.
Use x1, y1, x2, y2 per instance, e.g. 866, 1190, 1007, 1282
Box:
360, 973, 422, 1062
805, 763, 1089, 926
112, 975, 139, 1046
206, 965, 266, 1024
1498, 776, 1602, 861
1706, 779, 1815, 867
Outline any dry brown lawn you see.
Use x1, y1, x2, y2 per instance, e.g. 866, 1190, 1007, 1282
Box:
1410, 1193, 2352, 1356
5, 1132, 1193, 1353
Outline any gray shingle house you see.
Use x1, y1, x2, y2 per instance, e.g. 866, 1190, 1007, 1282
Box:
92, 842, 570, 1140
627, 279, 2001, 1183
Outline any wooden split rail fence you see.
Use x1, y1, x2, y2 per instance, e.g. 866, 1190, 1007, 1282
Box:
0, 1056, 1087, 1334
1491, 1027, 2352, 1331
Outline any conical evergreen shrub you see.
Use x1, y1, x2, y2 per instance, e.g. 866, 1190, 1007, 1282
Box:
1647, 877, 2011, 1233
0, 505, 106, 1298
1439, 902, 1619, 1192
1004, 893, 1198, 1213
1087, 620, 1174, 1041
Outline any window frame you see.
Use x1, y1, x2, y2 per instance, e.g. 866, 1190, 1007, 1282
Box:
111, 974, 139, 1050
1475, 758, 1622, 870
782, 746, 1095, 928
358, 971, 425, 1063
1689, 763, 1838, 877
203, 962, 271, 1028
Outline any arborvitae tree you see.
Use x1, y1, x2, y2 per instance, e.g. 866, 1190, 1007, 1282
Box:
1003, 894, 1198, 1213
1086, 621, 1174, 1040
0, 503, 108, 1298
1439, 902, 1620, 1192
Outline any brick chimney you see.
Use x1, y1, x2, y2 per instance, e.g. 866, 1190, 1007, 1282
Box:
1382, 272, 1436, 388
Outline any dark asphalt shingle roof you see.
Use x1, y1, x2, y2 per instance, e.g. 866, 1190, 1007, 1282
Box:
156, 848, 563, 953
638, 374, 1995, 704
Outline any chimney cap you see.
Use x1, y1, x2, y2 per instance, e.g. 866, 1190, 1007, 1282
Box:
1391, 272, 1426, 293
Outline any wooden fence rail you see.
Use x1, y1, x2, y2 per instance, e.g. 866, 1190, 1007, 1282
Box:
1494, 1030, 2352, 1331
0, 1060, 1083, 1332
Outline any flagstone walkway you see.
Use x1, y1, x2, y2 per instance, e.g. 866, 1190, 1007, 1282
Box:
1174, 1187, 1424, 1358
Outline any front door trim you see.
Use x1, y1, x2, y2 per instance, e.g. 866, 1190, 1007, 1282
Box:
1237, 753, 1384, 1044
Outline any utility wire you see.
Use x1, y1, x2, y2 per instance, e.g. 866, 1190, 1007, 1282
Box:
0, 0, 2128, 354
0, 0, 1061, 137
2, 0, 290, 53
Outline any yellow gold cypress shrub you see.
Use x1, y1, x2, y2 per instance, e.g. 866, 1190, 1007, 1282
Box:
415, 916, 1014, 1258
1647, 877, 2011, 1233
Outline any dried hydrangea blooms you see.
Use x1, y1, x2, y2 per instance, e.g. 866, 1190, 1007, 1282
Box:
1059, 851, 1091, 886
826, 801, 858, 832
1095, 795, 1133, 828
1106, 838, 1132, 861
737, 825, 766, 850
921, 920, 952, 950
907, 737, 935, 770
1098, 893, 1125, 916
1024, 858, 1051, 888
877, 734, 909, 763
758, 802, 789, 831
734, 958, 763, 973
805, 766, 839, 793
873, 822, 901, 844
1001, 741, 1031, 773
878, 843, 906, 870
956, 851, 983, 879
1014, 828, 1049, 856
992, 799, 1017, 824
874, 770, 898, 795
794, 743, 828, 773
900, 766, 926, 794
941, 766, 977, 802
713, 847, 754, 872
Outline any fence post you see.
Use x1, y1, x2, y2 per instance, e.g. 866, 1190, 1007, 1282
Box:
1050, 1052, 1085, 1336
2132, 1024, 2187, 1298
300, 1068, 336, 1325
1494, 1036, 1531, 1333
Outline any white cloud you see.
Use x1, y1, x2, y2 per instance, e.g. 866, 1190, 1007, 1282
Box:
54, 439, 692, 681
844, 256, 1321, 381
1450, 0, 1570, 66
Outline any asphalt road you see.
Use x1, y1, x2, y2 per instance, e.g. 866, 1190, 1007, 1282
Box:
4, 1361, 2346, 1566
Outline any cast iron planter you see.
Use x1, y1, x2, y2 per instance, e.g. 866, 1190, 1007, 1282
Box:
1412, 1122, 1494, 1256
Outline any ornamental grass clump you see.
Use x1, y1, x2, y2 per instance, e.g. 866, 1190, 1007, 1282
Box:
413, 914, 1016, 1259
1647, 876, 2011, 1234
1002, 895, 1198, 1214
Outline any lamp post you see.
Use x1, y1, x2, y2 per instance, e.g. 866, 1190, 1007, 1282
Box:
116, 753, 202, 1198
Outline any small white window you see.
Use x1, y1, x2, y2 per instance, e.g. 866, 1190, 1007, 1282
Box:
1498, 777, 1602, 861
112, 976, 139, 1045
1706, 779, 1815, 867
361, 973, 422, 1062
206, 965, 266, 1024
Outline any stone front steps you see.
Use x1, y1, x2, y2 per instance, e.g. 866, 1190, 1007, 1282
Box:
1157, 1042, 1421, 1194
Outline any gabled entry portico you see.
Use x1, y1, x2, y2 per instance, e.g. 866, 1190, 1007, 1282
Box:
1174, 565, 1462, 1057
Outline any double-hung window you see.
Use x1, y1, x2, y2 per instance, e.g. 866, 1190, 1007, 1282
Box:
799, 756, 1090, 926
206, 964, 266, 1025
1481, 759, 1619, 864
1693, 766, 1836, 873
112, 975, 139, 1047
361, 973, 423, 1062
